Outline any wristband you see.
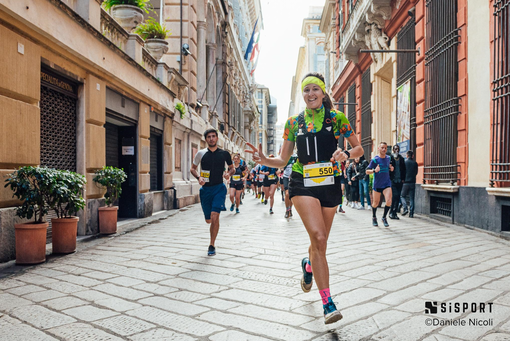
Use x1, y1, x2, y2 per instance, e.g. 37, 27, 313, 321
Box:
343, 150, 351, 159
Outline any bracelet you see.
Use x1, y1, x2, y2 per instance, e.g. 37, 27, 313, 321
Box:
343, 150, 351, 159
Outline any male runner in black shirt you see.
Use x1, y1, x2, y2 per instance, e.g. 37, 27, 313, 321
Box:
191, 129, 235, 256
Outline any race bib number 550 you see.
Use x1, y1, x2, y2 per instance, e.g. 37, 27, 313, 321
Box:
303, 162, 334, 187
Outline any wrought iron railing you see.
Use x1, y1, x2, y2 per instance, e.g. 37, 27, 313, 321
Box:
491, 0, 510, 186
100, 9, 129, 51
424, 0, 460, 184
361, 68, 372, 158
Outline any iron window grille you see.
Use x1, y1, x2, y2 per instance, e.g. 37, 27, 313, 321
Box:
397, 17, 417, 154
491, 0, 510, 186
361, 68, 372, 159
348, 83, 356, 134
424, 0, 460, 184
338, 95, 345, 149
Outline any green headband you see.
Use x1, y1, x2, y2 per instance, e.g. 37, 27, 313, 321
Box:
301, 76, 326, 94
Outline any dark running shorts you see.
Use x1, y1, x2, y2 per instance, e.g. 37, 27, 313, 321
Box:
288, 171, 342, 208
230, 183, 244, 191
256, 180, 263, 187
246, 180, 252, 186
283, 177, 290, 190
199, 183, 227, 220
263, 178, 278, 187
374, 186, 391, 193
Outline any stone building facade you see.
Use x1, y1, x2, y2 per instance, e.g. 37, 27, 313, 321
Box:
318, 0, 510, 234
0, 0, 262, 262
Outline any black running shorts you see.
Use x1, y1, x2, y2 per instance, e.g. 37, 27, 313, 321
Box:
263, 178, 278, 187
230, 183, 244, 191
288, 171, 342, 207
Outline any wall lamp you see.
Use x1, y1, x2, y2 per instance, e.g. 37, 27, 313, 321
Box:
182, 43, 191, 57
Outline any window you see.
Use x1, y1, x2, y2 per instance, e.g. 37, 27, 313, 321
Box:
361, 69, 372, 158
150, 131, 163, 191
175, 138, 182, 172
424, 0, 460, 184
347, 84, 356, 133
491, 0, 510, 186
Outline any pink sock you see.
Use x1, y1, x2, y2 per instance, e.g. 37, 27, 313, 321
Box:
320, 288, 331, 305
305, 262, 312, 273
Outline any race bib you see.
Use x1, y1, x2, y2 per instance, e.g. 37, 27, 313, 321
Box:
200, 170, 210, 183
232, 175, 241, 181
303, 162, 334, 187
268, 174, 276, 180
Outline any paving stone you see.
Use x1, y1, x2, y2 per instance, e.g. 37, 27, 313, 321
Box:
72, 289, 115, 302
106, 276, 146, 287
209, 330, 273, 341
93, 283, 153, 300
335, 287, 387, 309
179, 271, 243, 286
233, 271, 300, 286
195, 298, 243, 310
138, 296, 210, 316
13, 274, 58, 285
159, 278, 228, 294
230, 279, 298, 297
0, 292, 33, 312
198, 311, 317, 341
128, 328, 197, 341
22, 289, 66, 303
378, 282, 442, 306
55, 274, 103, 287
95, 297, 142, 312
0, 278, 26, 290
42, 281, 87, 294
372, 315, 433, 341
7, 284, 47, 296
11, 304, 76, 329
81, 271, 118, 280
0, 314, 58, 341
42, 296, 88, 310
63, 305, 119, 322
93, 315, 155, 336
127, 306, 224, 336
228, 304, 315, 326
213, 289, 308, 310
449, 275, 494, 290
478, 333, 510, 341
421, 288, 466, 302
131, 282, 179, 295
367, 271, 437, 291
29, 268, 67, 278
165, 290, 209, 302
47, 322, 124, 341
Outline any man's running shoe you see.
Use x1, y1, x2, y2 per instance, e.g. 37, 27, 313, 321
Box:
284, 210, 290, 218
338, 207, 345, 213
261, 197, 264, 203
300, 257, 313, 292
323, 299, 343, 324
289, 210, 293, 217
207, 245, 216, 256
382, 217, 389, 227
236, 208, 240, 214
372, 217, 378, 226
242, 193, 245, 199
240, 200, 243, 205
264, 200, 268, 205
270, 208, 274, 214
230, 204, 234, 212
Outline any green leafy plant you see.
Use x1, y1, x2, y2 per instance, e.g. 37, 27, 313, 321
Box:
93, 166, 127, 207
134, 17, 171, 40
4, 167, 57, 223
175, 101, 187, 119
102, 0, 153, 13
50, 170, 87, 219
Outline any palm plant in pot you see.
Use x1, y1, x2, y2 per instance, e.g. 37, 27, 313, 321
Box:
135, 17, 171, 61
93, 166, 127, 234
4, 167, 55, 264
49, 170, 86, 254
102, 0, 152, 32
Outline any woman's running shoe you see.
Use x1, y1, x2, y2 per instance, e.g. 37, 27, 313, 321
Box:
300, 257, 313, 292
236, 208, 240, 214
323, 299, 343, 324
269, 208, 274, 214
207, 245, 216, 256
230, 204, 234, 212
372, 217, 378, 226
382, 217, 389, 227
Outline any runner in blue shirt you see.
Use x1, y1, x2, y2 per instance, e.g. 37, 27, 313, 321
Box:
366, 142, 394, 227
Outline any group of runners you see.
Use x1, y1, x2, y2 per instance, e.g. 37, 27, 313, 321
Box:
191, 72, 398, 325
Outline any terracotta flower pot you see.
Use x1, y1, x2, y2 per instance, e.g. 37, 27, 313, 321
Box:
98, 206, 118, 234
51, 217, 79, 254
15, 222, 48, 265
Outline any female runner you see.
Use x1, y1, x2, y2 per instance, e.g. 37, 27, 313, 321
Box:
246, 72, 363, 324
228, 153, 246, 213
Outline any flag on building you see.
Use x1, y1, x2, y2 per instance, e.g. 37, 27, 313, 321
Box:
250, 33, 260, 62
244, 18, 259, 60
250, 54, 259, 76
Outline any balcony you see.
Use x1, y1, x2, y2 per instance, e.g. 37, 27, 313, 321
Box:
340, 0, 391, 63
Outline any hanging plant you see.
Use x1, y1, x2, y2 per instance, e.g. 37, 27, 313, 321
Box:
175, 102, 187, 119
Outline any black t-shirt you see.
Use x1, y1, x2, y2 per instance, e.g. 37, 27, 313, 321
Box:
193, 148, 232, 187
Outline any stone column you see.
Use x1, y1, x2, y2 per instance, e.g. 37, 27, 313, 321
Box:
206, 43, 217, 113
197, 21, 207, 120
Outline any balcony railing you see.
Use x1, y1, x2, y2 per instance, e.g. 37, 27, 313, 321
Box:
100, 9, 129, 51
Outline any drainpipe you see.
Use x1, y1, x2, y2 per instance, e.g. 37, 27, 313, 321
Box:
179, 0, 183, 74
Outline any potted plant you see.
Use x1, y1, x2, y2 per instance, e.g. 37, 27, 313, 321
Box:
175, 101, 187, 119
135, 17, 171, 61
4, 167, 55, 264
93, 166, 127, 234
49, 170, 86, 254
102, 0, 152, 32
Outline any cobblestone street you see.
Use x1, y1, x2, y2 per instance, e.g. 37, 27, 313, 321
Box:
1, 191, 510, 341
